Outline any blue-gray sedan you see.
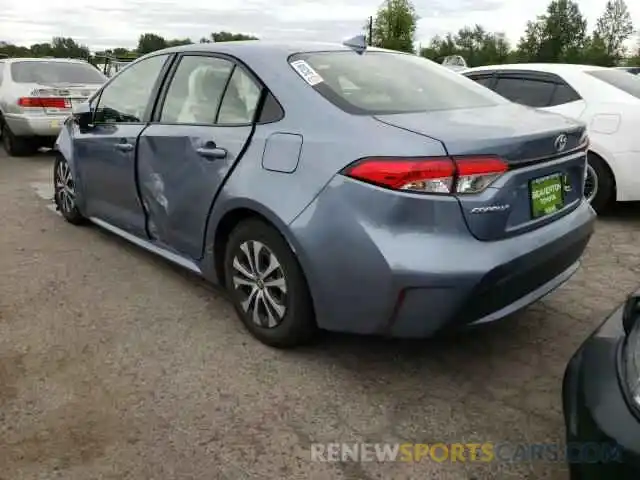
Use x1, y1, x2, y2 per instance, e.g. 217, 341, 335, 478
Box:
54, 40, 596, 348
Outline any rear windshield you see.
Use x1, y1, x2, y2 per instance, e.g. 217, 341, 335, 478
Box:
587, 69, 640, 99
289, 51, 506, 115
10, 61, 106, 84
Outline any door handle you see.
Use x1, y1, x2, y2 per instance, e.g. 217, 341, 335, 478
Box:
115, 142, 134, 152
196, 146, 227, 160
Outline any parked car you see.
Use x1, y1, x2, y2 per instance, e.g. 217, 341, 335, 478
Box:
563, 292, 640, 478
462, 64, 640, 213
441, 55, 468, 72
616, 66, 640, 75
0, 57, 106, 156
54, 41, 595, 348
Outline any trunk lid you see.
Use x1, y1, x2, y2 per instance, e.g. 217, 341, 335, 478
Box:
33, 83, 98, 115
375, 104, 588, 241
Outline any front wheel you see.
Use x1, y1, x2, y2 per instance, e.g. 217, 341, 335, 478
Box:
53, 154, 86, 225
584, 153, 614, 214
223, 219, 317, 348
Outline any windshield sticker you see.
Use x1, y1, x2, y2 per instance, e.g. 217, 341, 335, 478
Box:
290, 60, 324, 86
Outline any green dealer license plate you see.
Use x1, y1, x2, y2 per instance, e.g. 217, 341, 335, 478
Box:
530, 173, 564, 219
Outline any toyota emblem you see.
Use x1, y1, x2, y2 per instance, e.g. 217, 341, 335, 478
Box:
554, 134, 568, 152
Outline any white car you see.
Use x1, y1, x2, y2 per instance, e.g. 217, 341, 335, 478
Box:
441, 55, 468, 72
462, 63, 640, 212
0, 58, 106, 156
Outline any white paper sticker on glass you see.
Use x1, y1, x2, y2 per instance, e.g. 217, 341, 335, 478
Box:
290, 60, 324, 86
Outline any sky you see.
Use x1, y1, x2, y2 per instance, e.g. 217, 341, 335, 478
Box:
1, 0, 639, 52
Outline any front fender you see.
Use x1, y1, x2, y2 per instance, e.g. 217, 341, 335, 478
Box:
54, 121, 87, 213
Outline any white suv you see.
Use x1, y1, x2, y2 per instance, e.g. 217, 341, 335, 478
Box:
0, 58, 106, 156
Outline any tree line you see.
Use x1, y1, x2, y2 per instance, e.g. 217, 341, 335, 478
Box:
372, 0, 640, 66
0, 31, 258, 62
1, 0, 638, 68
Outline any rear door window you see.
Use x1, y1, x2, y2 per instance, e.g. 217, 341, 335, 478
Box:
10, 61, 106, 84
466, 74, 495, 88
549, 83, 581, 106
289, 51, 506, 115
493, 77, 555, 107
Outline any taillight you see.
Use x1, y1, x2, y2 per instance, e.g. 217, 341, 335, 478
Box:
454, 156, 508, 194
342, 155, 508, 195
18, 97, 71, 109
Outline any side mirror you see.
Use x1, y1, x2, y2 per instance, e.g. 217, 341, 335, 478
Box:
72, 102, 93, 129
622, 294, 640, 335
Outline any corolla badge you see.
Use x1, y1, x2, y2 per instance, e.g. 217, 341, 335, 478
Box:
554, 134, 568, 152
470, 204, 510, 214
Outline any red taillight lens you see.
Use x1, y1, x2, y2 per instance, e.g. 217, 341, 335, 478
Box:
454, 156, 508, 194
18, 97, 70, 108
342, 155, 507, 195
343, 157, 455, 193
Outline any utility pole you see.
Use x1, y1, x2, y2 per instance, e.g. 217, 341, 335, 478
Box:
368, 16, 373, 46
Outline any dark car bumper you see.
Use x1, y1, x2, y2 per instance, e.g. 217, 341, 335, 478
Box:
562, 303, 640, 479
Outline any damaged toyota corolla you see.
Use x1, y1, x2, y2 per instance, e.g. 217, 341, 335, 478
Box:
53, 38, 596, 348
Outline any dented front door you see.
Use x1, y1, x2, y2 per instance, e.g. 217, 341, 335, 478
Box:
136, 124, 252, 260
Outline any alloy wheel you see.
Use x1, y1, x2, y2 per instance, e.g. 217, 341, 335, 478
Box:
583, 164, 598, 204
55, 160, 76, 214
231, 240, 288, 328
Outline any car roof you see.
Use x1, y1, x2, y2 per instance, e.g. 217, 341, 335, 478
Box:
461, 63, 609, 75
148, 40, 388, 59
5, 57, 92, 64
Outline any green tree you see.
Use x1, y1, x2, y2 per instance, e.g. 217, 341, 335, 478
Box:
420, 33, 457, 61
515, 20, 544, 62
593, 0, 634, 62
582, 33, 612, 66
137, 33, 167, 55
372, 0, 419, 53
28, 42, 53, 57
50, 37, 91, 58
420, 27, 511, 67
167, 38, 193, 47
200, 32, 258, 43
515, 0, 587, 63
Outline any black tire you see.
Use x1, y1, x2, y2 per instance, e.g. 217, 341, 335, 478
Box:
1, 121, 35, 157
585, 153, 615, 214
53, 154, 86, 225
223, 219, 317, 348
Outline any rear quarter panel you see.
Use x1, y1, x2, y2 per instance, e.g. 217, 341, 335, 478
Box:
202, 51, 449, 280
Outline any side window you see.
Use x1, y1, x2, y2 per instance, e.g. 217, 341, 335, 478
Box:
94, 54, 168, 123
258, 92, 285, 123
217, 67, 262, 125
468, 75, 494, 88
494, 77, 555, 108
549, 83, 581, 106
160, 56, 234, 124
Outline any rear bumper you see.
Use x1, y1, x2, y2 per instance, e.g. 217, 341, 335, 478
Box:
562, 305, 640, 479
4, 113, 66, 137
289, 176, 596, 337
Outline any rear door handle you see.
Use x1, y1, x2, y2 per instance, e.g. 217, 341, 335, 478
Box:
115, 142, 134, 152
196, 146, 227, 160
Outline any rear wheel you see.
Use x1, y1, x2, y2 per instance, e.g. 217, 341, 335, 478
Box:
1, 121, 36, 157
223, 219, 317, 348
584, 153, 614, 214
54, 154, 85, 225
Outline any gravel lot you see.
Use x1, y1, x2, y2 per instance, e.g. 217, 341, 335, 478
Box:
1, 150, 639, 480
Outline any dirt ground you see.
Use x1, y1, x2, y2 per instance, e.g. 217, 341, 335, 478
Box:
1, 150, 639, 479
